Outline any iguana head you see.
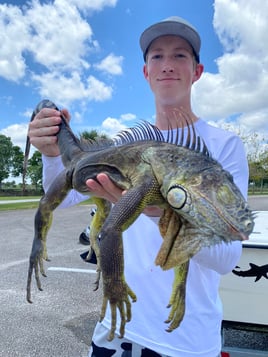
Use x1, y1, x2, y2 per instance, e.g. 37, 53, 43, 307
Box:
163, 165, 254, 242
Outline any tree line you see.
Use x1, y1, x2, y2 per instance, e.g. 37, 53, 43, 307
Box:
0, 129, 267, 195
0, 130, 108, 194
0, 134, 42, 193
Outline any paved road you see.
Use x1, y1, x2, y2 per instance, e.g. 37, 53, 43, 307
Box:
0, 196, 267, 357
0, 204, 100, 357
248, 195, 268, 210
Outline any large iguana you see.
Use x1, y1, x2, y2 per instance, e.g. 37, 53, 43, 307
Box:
25, 99, 254, 341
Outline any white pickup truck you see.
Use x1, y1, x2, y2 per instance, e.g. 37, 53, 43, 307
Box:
220, 210, 268, 356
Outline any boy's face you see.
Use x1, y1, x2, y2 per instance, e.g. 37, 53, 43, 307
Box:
143, 35, 203, 105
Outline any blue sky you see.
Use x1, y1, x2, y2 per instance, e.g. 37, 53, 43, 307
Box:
0, 0, 267, 154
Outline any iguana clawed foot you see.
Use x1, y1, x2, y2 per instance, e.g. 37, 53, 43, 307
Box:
100, 278, 137, 341
164, 263, 189, 332
26, 238, 48, 303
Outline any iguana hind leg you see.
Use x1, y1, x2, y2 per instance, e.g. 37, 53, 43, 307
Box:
155, 209, 195, 331
26, 169, 71, 303
26, 208, 53, 303
87, 197, 112, 291
165, 262, 189, 332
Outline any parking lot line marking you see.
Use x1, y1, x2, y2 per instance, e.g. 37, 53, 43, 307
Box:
48, 267, 96, 274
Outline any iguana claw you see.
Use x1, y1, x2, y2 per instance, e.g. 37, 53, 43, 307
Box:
26, 254, 46, 303
100, 280, 137, 341
26, 237, 48, 303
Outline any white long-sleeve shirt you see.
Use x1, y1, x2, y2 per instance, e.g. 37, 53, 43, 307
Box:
42, 118, 248, 357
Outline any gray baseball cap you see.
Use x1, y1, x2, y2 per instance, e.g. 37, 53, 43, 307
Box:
139, 16, 201, 62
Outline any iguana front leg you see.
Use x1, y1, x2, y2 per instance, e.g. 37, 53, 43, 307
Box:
26, 169, 72, 303
99, 226, 137, 341
98, 177, 162, 340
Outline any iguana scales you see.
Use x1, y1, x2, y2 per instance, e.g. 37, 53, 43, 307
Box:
25, 99, 254, 341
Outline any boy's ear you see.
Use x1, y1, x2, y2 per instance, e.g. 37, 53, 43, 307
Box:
143, 64, 149, 80
193, 63, 204, 84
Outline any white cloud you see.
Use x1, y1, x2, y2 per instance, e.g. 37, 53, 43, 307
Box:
0, 4, 29, 81
63, 0, 117, 12
26, 1, 94, 71
192, 0, 268, 141
0, 123, 29, 152
237, 110, 268, 133
32, 71, 113, 105
213, 0, 267, 55
120, 113, 136, 121
86, 75, 114, 101
94, 53, 124, 75
101, 112, 137, 137
0, 0, 119, 104
101, 117, 126, 136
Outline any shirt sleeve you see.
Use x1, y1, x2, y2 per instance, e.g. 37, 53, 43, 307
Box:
193, 241, 242, 274
42, 154, 88, 208
214, 134, 249, 200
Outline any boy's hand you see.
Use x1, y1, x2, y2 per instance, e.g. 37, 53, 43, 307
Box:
28, 107, 70, 157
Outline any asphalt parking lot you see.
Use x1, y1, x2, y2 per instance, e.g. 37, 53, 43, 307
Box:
0, 196, 266, 357
0, 204, 101, 357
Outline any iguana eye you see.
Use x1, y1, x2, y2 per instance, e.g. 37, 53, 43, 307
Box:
167, 185, 187, 209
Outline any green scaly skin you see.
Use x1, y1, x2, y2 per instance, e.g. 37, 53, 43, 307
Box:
25, 99, 254, 341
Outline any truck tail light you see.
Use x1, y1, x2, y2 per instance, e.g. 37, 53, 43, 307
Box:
221, 352, 230, 357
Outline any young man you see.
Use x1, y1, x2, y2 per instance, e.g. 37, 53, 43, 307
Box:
28, 16, 248, 357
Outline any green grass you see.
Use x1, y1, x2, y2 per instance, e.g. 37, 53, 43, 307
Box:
0, 201, 40, 211
0, 196, 40, 201
0, 196, 93, 211
0, 197, 41, 211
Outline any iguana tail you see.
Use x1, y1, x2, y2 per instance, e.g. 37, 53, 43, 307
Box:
22, 109, 37, 192
24, 100, 83, 177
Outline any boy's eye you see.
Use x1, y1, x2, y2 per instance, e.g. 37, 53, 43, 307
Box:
149, 51, 190, 60
175, 53, 187, 58
152, 54, 162, 59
